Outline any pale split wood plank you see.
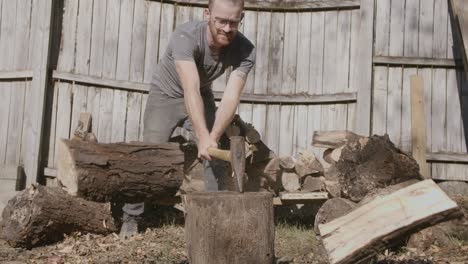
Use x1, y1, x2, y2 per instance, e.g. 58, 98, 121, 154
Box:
320, 179, 461, 264
143, 1, 162, 83
294, 12, 311, 154
279, 12, 297, 156
352, 0, 374, 136
252, 11, 271, 140
238, 10, 257, 124
264, 12, 284, 154
411, 75, 430, 179
401, 68, 417, 152
308, 11, 325, 157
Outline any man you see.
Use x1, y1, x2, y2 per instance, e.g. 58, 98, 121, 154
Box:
120, 0, 256, 238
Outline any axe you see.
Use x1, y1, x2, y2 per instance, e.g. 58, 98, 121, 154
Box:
208, 136, 246, 193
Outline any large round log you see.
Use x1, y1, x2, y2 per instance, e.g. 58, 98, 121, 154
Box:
57, 139, 185, 203
1, 185, 117, 248
184, 192, 275, 264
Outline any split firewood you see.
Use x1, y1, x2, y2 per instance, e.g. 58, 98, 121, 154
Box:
302, 176, 325, 192
57, 139, 184, 204
323, 146, 343, 165
1, 185, 117, 248
312, 130, 361, 148
295, 150, 324, 177
232, 114, 261, 144
281, 172, 301, 192
314, 198, 356, 234
279, 156, 296, 171
323, 165, 341, 198
319, 180, 462, 264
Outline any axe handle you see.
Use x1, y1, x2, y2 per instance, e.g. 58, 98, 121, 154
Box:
207, 147, 231, 162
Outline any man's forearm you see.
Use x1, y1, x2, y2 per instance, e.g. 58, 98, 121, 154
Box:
211, 70, 247, 141
184, 89, 210, 140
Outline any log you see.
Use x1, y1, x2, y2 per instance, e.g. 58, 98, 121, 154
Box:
281, 172, 301, 192
279, 156, 296, 171
232, 114, 261, 144
314, 198, 356, 234
323, 146, 343, 165
295, 150, 323, 177
336, 134, 421, 202
184, 192, 274, 264
1, 185, 117, 248
57, 139, 185, 203
302, 176, 325, 192
319, 180, 463, 264
312, 130, 361, 148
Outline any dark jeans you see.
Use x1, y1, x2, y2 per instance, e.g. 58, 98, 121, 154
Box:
123, 87, 223, 216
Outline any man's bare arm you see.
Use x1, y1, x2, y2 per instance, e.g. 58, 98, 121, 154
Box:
175, 60, 217, 160
211, 69, 247, 141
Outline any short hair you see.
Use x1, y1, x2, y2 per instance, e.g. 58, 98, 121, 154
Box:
208, 0, 245, 10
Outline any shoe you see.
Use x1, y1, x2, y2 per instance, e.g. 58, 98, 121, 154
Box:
119, 213, 139, 239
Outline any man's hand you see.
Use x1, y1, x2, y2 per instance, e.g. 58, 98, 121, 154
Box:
197, 134, 218, 160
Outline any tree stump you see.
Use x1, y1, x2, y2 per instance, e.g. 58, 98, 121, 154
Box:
1, 185, 117, 248
57, 139, 185, 203
184, 192, 275, 264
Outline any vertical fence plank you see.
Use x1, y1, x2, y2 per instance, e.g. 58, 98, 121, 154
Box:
347, 8, 360, 132
252, 11, 271, 140
432, 0, 449, 178
238, 10, 257, 124
159, 3, 175, 60
6, 0, 31, 166
265, 12, 284, 154
386, 0, 404, 147
0, 0, 16, 165
279, 12, 297, 156
401, 0, 420, 152
127, 0, 147, 142
53, 0, 78, 166
72, 0, 93, 137
112, 0, 134, 142
418, 0, 434, 156
99, 0, 120, 143
321, 10, 338, 134
175, 5, 191, 26
308, 11, 324, 158
352, 0, 374, 136
23, 0, 53, 184
87, 0, 107, 139
294, 12, 311, 154
372, 0, 390, 136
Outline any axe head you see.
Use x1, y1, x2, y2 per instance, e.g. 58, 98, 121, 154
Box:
229, 136, 246, 192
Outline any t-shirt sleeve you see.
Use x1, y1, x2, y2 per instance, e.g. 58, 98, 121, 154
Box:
232, 39, 256, 75
171, 29, 198, 61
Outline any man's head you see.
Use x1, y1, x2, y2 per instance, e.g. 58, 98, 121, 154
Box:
205, 0, 244, 48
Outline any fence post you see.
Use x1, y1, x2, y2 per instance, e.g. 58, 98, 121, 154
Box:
23, 0, 55, 186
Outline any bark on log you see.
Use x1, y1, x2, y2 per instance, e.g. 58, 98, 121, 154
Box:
184, 192, 275, 264
57, 139, 185, 203
1, 185, 117, 248
319, 180, 463, 264
336, 134, 421, 202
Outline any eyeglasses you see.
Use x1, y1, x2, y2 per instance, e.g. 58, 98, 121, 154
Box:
211, 16, 243, 29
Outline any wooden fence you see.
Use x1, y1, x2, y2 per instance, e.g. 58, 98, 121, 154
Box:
0, 0, 466, 190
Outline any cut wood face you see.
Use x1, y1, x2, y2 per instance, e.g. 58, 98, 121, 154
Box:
57, 139, 79, 196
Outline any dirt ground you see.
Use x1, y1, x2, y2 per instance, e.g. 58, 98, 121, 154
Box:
0, 197, 467, 264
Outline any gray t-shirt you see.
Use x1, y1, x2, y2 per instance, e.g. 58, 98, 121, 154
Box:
151, 20, 256, 98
